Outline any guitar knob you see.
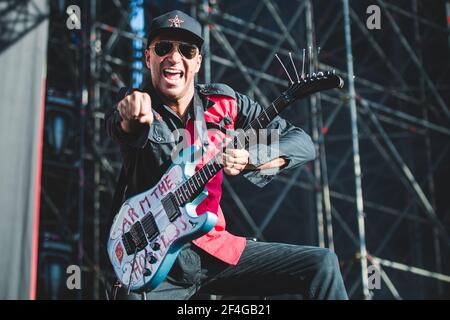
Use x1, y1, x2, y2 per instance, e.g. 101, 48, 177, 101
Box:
151, 242, 160, 251
143, 268, 152, 277
148, 255, 158, 264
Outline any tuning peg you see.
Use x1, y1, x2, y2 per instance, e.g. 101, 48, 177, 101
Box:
289, 52, 301, 83
301, 48, 306, 79
275, 53, 294, 85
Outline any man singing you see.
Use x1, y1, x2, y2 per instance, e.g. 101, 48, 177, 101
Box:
106, 10, 348, 300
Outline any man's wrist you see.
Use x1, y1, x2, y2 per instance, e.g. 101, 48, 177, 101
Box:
120, 118, 147, 135
244, 157, 289, 171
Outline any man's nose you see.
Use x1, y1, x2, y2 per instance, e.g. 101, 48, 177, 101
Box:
166, 46, 182, 63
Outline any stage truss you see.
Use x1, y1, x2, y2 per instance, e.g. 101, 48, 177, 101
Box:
38, 0, 450, 299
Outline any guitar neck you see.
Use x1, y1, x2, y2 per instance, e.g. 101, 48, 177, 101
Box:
171, 72, 344, 206
173, 93, 291, 206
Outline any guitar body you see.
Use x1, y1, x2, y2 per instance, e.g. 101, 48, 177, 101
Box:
107, 145, 217, 292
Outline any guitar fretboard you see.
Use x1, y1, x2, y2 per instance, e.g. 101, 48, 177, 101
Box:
168, 72, 343, 207
172, 97, 286, 206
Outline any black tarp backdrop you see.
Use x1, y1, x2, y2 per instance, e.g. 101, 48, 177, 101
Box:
0, 0, 48, 299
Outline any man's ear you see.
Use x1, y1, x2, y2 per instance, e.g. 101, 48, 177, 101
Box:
145, 49, 151, 69
195, 54, 202, 73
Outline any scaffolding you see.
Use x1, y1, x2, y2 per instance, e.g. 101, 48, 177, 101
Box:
38, 0, 450, 299
0, 0, 48, 55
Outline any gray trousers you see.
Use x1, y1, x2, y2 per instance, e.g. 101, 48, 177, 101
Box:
115, 240, 348, 300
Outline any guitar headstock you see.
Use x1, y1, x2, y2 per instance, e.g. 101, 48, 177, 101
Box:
285, 71, 344, 102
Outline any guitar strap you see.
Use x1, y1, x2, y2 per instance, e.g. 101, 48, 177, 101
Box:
193, 91, 209, 152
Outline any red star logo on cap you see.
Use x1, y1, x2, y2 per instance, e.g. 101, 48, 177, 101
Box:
168, 15, 184, 28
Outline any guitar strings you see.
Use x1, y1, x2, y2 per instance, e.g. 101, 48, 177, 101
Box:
168, 48, 334, 205
302, 48, 306, 79
173, 67, 329, 204
289, 52, 300, 83
127, 247, 138, 295
147, 68, 326, 207
275, 53, 294, 84
173, 83, 300, 203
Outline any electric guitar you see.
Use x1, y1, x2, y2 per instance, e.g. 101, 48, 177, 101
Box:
107, 71, 344, 292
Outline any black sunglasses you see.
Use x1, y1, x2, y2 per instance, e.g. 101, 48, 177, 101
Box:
150, 40, 199, 59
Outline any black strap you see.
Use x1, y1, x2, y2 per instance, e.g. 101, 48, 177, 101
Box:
193, 91, 209, 152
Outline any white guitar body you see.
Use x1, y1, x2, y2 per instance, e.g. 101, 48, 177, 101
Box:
107, 146, 217, 292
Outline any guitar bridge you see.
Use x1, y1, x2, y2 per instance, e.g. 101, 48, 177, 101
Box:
122, 221, 147, 255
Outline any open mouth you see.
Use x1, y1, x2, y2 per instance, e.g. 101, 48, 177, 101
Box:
162, 68, 184, 82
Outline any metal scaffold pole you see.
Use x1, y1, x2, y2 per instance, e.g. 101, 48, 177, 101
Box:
305, 0, 334, 251
305, 0, 325, 249
89, 0, 101, 300
201, 0, 212, 84
77, 0, 90, 300
342, 0, 369, 299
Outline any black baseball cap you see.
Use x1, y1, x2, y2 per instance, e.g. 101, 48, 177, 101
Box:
147, 10, 204, 49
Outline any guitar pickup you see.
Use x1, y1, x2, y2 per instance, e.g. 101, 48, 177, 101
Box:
162, 192, 181, 222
